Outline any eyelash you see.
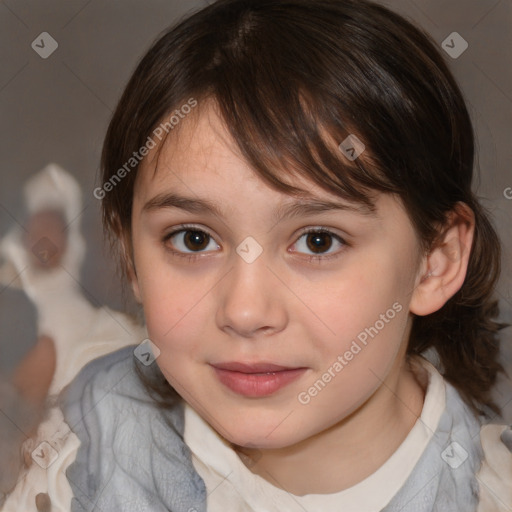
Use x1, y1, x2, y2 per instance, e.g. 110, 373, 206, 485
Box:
162, 224, 347, 263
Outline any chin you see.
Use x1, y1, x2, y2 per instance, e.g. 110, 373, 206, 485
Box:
218, 418, 304, 451
228, 434, 292, 451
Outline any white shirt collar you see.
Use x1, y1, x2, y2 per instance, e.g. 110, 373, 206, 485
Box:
184, 356, 446, 512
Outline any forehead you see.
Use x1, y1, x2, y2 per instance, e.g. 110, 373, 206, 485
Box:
146, 102, 253, 180
130, 109, 389, 238
135, 101, 371, 210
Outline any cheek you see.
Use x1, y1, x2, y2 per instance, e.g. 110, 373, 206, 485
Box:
294, 250, 413, 396
137, 260, 212, 358
303, 256, 411, 341
295, 299, 408, 426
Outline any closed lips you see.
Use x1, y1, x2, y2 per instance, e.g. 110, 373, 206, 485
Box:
210, 362, 305, 373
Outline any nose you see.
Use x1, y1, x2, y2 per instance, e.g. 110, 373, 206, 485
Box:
215, 251, 288, 339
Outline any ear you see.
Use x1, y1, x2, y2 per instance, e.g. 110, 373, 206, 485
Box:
410, 202, 475, 316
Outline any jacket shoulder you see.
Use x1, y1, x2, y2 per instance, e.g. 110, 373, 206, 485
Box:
477, 423, 512, 512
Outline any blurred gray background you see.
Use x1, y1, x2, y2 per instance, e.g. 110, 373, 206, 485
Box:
0, 0, 511, 419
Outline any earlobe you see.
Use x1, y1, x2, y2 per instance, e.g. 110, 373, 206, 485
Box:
410, 203, 475, 316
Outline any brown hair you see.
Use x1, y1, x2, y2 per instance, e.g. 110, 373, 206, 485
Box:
101, 0, 507, 416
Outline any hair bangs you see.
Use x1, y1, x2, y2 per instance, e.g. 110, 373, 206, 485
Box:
199, 84, 398, 212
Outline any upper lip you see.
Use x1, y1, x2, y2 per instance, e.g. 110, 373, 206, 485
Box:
211, 362, 304, 373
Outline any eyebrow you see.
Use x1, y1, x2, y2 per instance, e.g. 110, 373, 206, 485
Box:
142, 192, 377, 222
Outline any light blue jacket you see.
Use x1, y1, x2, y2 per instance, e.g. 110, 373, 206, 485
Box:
61, 345, 491, 511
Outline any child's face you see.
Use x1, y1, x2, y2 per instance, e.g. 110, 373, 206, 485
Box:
130, 104, 424, 449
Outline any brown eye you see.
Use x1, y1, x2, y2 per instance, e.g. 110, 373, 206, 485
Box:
305, 232, 333, 254
291, 228, 346, 260
183, 230, 210, 251
165, 228, 220, 255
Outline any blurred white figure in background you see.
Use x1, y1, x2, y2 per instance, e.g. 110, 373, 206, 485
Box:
1, 162, 143, 395
0, 163, 145, 511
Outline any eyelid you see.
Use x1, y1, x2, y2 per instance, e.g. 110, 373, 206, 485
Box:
289, 227, 347, 260
163, 223, 216, 240
162, 224, 348, 261
162, 223, 221, 259
295, 226, 346, 238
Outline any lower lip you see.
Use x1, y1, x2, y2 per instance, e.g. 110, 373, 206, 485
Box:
212, 367, 307, 397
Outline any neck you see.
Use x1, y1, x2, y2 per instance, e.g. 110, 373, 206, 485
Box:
235, 357, 426, 495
